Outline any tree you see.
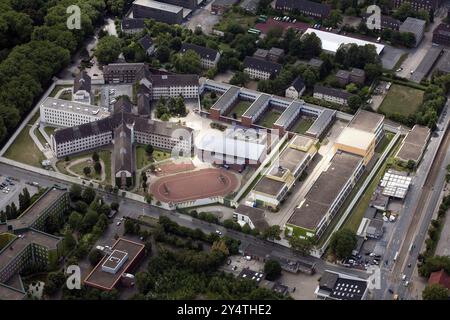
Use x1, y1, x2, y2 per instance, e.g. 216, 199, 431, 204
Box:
347, 95, 363, 113
211, 239, 229, 256
329, 229, 357, 259
88, 249, 104, 266
124, 219, 138, 235
300, 33, 322, 59
264, 259, 282, 281
145, 194, 153, 204
94, 35, 122, 65
289, 236, 313, 256
62, 231, 76, 253
83, 166, 91, 176
69, 184, 82, 201
174, 49, 201, 74
82, 187, 96, 205
92, 152, 99, 162
229, 71, 249, 87
263, 225, 282, 241
324, 10, 343, 28
110, 202, 119, 211
156, 45, 171, 63
145, 144, 154, 156
94, 161, 102, 174
44, 271, 65, 296
68, 211, 83, 231
422, 284, 448, 300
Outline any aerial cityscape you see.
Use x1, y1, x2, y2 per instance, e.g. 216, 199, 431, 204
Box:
1, 0, 450, 305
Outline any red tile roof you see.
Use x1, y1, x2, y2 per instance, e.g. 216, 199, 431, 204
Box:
428, 269, 450, 290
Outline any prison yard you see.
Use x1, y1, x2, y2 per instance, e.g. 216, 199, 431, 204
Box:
257, 110, 282, 128
291, 117, 315, 135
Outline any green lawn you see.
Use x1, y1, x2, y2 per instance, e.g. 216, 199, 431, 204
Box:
291, 117, 314, 134
70, 160, 102, 181
34, 127, 48, 147
379, 84, 424, 117
214, 11, 256, 32
59, 91, 72, 101
44, 126, 56, 137
4, 124, 45, 168
227, 101, 252, 119
136, 145, 152, 170
341, 134, 401, 232
257, 110, 282, 128
56, 149, 111, 184
49, 85, 72, 97
136, 145, 171, 169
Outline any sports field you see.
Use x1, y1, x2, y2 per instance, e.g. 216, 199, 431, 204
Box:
150, 168, 239, 203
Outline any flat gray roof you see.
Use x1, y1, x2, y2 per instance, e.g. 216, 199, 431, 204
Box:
410, 46, 443, 83
133, 0, 184, 13
274, 100, 303, 128
84, 238, 145, 290
242, 93, 270, 118
305, 109, 336, 137
348, 109, 384, 133
42, 97, 110, 118
254, 176, 286, 196
7, 188, 67, 231
396, 125, 430, 162
210, 86, 240, 112
288, 151, 363, 231
269, 147, 308, 178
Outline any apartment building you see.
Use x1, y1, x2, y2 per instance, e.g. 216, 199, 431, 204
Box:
285, 77, 306, 99
275, 0, 331, 19
180, 43, 220, 69
313, 85, 354, 106
392, 0, 441, 13
243, 56, 282, 80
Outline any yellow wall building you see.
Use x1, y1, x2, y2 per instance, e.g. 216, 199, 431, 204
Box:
334, 127, 376, 165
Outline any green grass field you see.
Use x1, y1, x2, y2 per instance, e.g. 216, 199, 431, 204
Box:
49, 85, 72, 97
215, 11, 256, 32
379, 84, 424, 117
44, 126, 56, 137
258, 110, 282, 128
136, 145, 171, 170
227, 101, 252, 119
70, 160, 102, 181
291, 117, 314, 134
341, 134, 401, 232
4, 123, 45, 168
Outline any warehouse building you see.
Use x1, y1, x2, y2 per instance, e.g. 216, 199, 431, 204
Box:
395, 124, 431, 164
132, 0, 184, 25
302, 29, 385, 55
399, 17, 426, 47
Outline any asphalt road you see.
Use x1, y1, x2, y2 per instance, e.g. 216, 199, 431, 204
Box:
375, 101, 450, 300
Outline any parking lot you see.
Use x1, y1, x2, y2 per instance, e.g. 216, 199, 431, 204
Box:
184, 1, 220, 35
0, 176, 39, 212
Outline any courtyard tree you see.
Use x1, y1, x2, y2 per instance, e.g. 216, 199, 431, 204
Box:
83, 166, 91, 176
145, 144, 154, 156
94, 161, 102, 174
92, 152, 99, 163
68, 211, 83, 231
